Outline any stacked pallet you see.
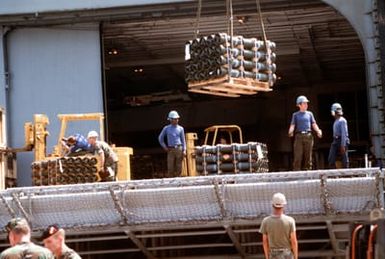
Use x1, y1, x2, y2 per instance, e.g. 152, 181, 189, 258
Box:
31, 156, 100, 186
195, 142, 269, 175
186, 33, 276, 97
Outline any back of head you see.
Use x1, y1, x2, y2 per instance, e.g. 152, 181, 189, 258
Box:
41, 224, 65, 241
6, 218, 30, 236
272, 192, 287, 208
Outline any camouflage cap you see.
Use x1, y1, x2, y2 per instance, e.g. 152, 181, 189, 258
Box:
41, 224, 63, 240
6, 218, 30, 233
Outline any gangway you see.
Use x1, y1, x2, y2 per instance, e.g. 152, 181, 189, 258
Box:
0, 168, 383, 258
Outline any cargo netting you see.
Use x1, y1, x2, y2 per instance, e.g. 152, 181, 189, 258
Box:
0, 168, 382, 232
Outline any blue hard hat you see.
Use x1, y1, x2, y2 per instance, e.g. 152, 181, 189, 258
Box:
168, 110, 180, 120
296, 95, 309, 105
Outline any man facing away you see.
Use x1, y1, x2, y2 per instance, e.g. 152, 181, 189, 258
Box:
42, 224, 81, 259
259, 193, 298, 259
328, 103, 349, 168
0, 218, 54, 259
288, 95, 322, 171
158, 110, 186, 177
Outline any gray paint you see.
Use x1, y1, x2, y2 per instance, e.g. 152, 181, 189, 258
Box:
0, 0, 190, 15
5, 24, 102, 186
322, 0, 384, 161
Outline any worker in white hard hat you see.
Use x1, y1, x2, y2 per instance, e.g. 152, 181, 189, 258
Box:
259, 193, 298, 259
158, 110, 186, 177
328, 103, 349, 168
288, 95, 322, 171
87, 130, 118, 181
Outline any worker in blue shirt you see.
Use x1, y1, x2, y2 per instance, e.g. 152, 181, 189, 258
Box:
61, 133, 90, 156
288, 95, 322, 171
158, 110, 186, 177
328, 103, 349, 168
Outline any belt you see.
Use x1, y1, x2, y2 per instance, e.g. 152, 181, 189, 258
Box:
270, 248, 291, 252
168, 145, 182, 149
296, 131, 311, 134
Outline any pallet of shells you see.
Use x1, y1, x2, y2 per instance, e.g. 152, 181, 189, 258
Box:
185, 33, 277, 97
31, 156, 100, 186
194, 142, 269, 175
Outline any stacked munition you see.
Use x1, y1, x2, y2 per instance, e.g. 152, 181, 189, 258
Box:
31, 156, 99, 186
185, 33, 277, 85
195, 142, 269, 175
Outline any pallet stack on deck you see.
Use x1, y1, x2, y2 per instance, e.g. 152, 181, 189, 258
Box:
31, 156, 99, 185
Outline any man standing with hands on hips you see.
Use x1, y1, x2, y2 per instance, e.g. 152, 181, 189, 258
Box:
288, 95, 322, 171
158, 110, 186, 177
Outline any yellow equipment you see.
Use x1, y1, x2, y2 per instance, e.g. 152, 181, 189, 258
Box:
25, 113, 133, 185
202, 125, 243, 145
184, 125, 246, 177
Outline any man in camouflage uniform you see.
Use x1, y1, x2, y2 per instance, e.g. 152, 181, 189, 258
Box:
87, 130, 118, 181
42, 225, 81, 259
0, 218, 54, 259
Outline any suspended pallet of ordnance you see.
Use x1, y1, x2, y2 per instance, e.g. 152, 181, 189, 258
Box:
186, 33, 276, 97
186, 0, 276, 97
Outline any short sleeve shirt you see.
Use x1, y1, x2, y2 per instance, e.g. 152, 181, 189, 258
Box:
259, 214, 296, 249
290, 111, 315, 132
92, 141, 118, 166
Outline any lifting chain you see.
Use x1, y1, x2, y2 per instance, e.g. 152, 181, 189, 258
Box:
320, 174, 335, 215
0, 193, 15, 218
374, 170, 383, 208
213, 178, 227, 219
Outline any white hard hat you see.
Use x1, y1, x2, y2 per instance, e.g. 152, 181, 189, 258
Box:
168, 110, 180, 120
87, 130, 99, 138
272, 192, 287, 208
296, 95, 309, 105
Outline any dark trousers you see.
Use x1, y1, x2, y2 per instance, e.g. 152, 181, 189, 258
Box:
293, 133, 314, 171
167, 147, 183, 177
328, 139, 349, 168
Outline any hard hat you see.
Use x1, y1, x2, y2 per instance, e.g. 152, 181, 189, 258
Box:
272, 192, 287, 208
87, 130, 99, 138
168, 110, 180, 120
331, 103, 343, 112
331, 103, 343, 116
296, 95, 309, 105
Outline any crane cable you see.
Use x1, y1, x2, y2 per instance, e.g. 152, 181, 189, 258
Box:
194, 0, 202, 39
256, 0, 273, 84
226, 0, 234, 81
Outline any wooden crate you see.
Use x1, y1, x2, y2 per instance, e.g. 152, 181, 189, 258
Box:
188, 75, 272, 97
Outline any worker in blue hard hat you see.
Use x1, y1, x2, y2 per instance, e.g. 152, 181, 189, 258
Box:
328, 103, 349, 168
158, 110, 186, 177
288, 95, 322, 171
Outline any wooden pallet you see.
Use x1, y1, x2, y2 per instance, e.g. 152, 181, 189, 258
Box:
188, 76, 272, 97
